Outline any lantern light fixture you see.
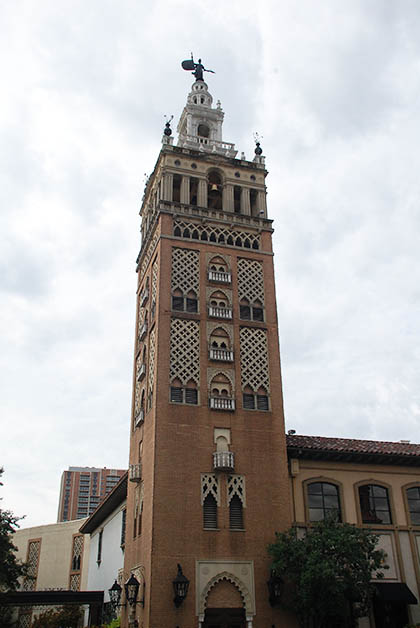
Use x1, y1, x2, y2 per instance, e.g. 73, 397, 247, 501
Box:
173, 564, 190, 607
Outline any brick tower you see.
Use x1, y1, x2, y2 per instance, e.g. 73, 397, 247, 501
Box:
122, 69, 292, 628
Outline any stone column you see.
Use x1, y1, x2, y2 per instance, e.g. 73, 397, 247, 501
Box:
241, 187, 251, 215
198, 179, 207, 208
223, 184, 234, 212
163, 173, 173, 201
181, 176, 190, 204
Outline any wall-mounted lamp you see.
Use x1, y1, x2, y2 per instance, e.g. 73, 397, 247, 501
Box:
109, 580, 125, 609
124, 573, 145, 607
267, 570, 284, 607
173, 563, 190, 607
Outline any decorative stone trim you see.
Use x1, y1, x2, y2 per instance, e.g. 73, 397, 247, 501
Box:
196, 560, 255, 615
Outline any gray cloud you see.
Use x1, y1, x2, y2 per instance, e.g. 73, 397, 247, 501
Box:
1, 0, 420, 526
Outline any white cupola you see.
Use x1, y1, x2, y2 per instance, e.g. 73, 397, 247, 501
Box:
177, 81, 237, 158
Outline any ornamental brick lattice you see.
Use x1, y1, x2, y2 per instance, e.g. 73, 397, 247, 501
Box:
239, 327, 270, 392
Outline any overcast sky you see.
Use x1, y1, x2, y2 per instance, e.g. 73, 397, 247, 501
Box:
1, 0, 420, 527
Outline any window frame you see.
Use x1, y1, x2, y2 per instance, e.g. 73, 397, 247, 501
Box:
402, 483, 420, 527
303, 478, 345, 524
170, 385, 199, 405
355, 480, 394, 526
171, 294, 198, 314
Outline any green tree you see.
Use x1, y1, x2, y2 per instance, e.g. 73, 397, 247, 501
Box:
30, 605, 83, 628
268, 516, 387, 628
0, 469, 27, 591
0, 468, 28, 627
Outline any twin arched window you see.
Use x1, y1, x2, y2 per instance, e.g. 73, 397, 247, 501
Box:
306, 481, 397, 525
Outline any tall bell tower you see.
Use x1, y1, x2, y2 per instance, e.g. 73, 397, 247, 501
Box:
122, 64, 292, 628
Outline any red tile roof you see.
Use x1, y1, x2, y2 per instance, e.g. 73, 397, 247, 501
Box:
286, 434, 420, 462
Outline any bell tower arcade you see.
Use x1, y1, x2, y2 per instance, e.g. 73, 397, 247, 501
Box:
122, 65, 292, 628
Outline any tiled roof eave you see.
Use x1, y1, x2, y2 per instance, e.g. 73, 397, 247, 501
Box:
287, 446, 420, 467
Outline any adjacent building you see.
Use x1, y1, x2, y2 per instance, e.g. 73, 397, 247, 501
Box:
12, 519, 90, 626
287, 434, 420, 627
57, 466, 126, 522
79, 472, 128, 623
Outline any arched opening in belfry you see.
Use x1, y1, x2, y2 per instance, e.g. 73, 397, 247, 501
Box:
198, 123, 210, 138
250, 188, 259, 216
190, 177, 199, 206
234, 186, 241, 214
207, 170, 223, 210
172, 174, 181, 202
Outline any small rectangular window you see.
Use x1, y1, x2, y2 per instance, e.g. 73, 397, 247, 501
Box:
172, 296, 184, 311
243, 394, 255, 409
257, 395, 269, 411
240, 305, 251, 320
170, 387, 183, 403
186, 298, 198, 313
252, 307, 264, 322
185, 388, 198, 404
120, 509, 127, 547
97, 529, 103, 564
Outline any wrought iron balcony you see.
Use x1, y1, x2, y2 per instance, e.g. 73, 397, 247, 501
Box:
129, 463, 142, 482
213, 451, 235, 472
208, 270, 231, 284
137, 363, 146, 381
209, 348, 234, 362
140, 288, 149, 307
138, 321, 148, 341
134, 408, 144, 427
208, 306, 232, 319
209, 397, 235, 411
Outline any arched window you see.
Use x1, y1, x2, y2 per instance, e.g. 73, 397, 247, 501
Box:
406, 487, 420, 525
307, 482, 341, 522
203, 494, 218, 529
358, 484, 392, 524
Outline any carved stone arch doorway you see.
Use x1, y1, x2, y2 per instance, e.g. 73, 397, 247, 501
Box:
203, 577, 246, 628
197, 563, 255, 628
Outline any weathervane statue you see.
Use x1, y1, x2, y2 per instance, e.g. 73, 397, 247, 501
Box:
181, 54, 215, 82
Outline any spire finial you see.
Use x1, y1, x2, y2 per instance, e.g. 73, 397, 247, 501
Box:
164, 115, 173, 137
254, 132, 263, 155
181, 54, 215, 82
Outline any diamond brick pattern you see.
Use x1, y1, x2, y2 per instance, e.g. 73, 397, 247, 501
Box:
148, 328, 156, 397
151, 258, 158, 303
238, 258, 264, 304
227, 475, 246, 506
23, 540, 40, 591
170, 319, 200, 385
171, 247, 199, 294
201, 473, 219, 505
70, 573, 81, 591
239, 327, 270, 393
139, 228, 160, 281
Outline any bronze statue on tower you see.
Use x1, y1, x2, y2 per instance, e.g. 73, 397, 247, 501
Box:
181, 54, 215, 81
